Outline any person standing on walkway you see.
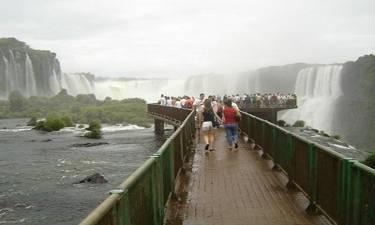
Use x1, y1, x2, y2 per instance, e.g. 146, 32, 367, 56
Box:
222, 98, 240, 150
199, 99, 220, 151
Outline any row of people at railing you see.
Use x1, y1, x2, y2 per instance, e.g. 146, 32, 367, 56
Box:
240, 93, 297, 108
157, 92, 297, 110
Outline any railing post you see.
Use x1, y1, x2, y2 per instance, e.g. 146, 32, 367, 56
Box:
286, 134, 296, 189
337, 158, 355, 225
351, 163, 362, 225
154, 119, 164, 135
122, 191, 131, 225
306, 143, 318, 214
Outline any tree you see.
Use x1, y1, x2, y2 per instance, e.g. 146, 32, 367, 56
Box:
8, 91, 26, 112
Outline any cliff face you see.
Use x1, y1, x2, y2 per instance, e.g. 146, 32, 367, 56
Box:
256, 63, 312, 93
0, 38, 62, 98
334, 55, 375, 150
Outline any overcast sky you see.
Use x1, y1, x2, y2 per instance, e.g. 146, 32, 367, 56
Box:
1, 0, 374, 77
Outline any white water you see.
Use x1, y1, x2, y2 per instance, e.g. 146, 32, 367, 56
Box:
1, 51, 39, 98
61, 73, 94, 96
48, 69, 61, 95
279, 65, 343, 134
94, 79, 185, 102
101, 124, 145, 132
25, 54, 37, 97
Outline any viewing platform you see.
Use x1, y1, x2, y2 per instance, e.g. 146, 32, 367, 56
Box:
78, 104, 374, 225
239, 101, 297, 123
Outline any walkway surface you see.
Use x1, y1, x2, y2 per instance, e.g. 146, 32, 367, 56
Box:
165, 129, 331, 225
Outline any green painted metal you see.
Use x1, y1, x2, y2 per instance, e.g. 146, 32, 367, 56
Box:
239, 111, 374, 225
286, 133, 295, 180
78, 106, 195, 225
308, 143, 317, 203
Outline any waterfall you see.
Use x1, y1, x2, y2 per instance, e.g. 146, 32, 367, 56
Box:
279, 65, 343, 134
94, 79, 185, 102
2, 56, 10, 97
7, 50, 18, 93
49, 69, 61, 95
61, 73, 94, 96
25, 54, 37, 97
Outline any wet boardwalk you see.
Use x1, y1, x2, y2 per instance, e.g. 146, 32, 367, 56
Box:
165, 129, 331, 225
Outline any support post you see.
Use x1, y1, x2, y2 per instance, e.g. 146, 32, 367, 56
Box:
154, 119, 164, 135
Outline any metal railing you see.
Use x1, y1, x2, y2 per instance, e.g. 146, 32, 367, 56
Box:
239, 111, 375, 225
79, 105, 195, 225
147, 104, 192, 123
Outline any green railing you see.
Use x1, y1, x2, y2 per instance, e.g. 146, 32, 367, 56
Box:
239, 111, 374, 225
79, 105, 195, 225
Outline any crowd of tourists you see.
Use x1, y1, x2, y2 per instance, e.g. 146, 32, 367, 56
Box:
157, 92, 296, 152
157, 93, 241, 152
239, 93, 297, 108
158, 93, 296, 109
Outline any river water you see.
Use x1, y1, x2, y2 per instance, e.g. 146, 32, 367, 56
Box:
0, 119, 167, 225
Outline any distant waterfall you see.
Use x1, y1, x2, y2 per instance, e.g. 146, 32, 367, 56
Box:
94, 79, 185, 102
279, 65, 343, 134
61, 73, 94, 96
0, 51, 39, 98
49, 69, 61, 95
25, 54, 37, 97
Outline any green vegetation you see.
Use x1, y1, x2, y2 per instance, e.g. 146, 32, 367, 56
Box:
84, 121, 102, 139
362, 152, 375, 169
332, 135, 341, 140
277, 120, 286, 127
0, 90, 152, 128
34, 116, 68, 132
293, 120, 305, 127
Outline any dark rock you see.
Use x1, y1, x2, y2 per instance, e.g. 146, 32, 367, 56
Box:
74, 173, 108, 184
41, 139, 52, 142
72, 142, 108, 147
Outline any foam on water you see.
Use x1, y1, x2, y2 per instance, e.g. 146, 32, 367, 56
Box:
101, 124, 145, 132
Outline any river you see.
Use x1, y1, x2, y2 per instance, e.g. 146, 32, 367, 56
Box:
0, 118, 168, 225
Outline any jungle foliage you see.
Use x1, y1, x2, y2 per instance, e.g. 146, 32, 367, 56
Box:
0, 90, 152, 128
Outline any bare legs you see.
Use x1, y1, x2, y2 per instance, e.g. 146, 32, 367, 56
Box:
202, 130, 215, 151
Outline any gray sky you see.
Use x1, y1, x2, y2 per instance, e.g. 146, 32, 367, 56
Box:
1, 0, 375, 77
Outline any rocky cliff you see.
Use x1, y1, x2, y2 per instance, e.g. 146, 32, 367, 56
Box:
0, 38, 62, 98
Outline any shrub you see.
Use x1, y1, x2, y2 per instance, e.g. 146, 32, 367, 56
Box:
332, 135, 341, 140
9, 91, 26, 112
277, 120, 286, 127
86, 121, 101, 131
84, 129, 102, 139
45, 117, 65, 131
34, 116, 65, 132
293, 120, 305, 127
362, 152, 375, 169
84, 121, 102, 139
61, 116, 74, 127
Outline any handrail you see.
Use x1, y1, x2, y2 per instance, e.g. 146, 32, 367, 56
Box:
78, 105, 195, 225
239, 110, 374, 225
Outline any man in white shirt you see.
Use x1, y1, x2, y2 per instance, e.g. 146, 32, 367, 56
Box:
159, 94, 166, 105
